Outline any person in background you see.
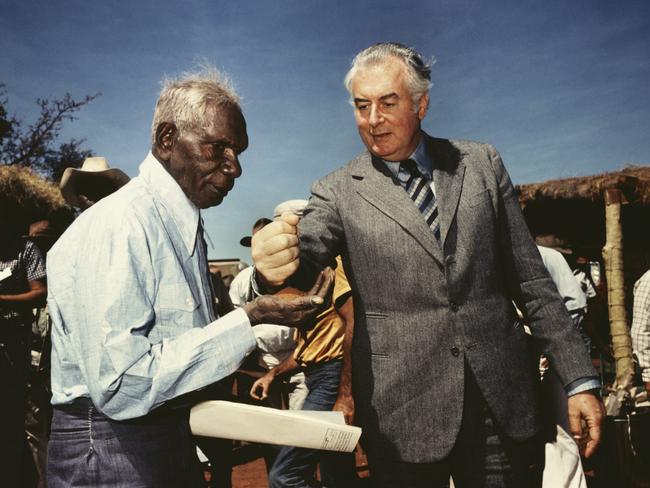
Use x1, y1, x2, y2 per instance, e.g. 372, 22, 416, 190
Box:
59, 156, 130, 211
0, 212, 47, 487
231, 216, 308, 411
535, 244, 591, 488
250, 200, 358, 488
536, 244, 590, 352
632, 269, 650, 396
250, 253, 357, 488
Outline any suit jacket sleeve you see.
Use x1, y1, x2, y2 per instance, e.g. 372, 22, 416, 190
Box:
292, 177, 344, 287
488, 145, 596, 387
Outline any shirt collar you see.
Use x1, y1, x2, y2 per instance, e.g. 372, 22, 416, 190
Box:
381, 132, 432, 180
139, 151, 200, 254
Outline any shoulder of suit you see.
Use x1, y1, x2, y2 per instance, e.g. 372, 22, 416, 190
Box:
432, 136, 494, 155
311, 150, 370, 187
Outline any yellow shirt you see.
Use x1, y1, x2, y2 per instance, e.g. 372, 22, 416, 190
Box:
293, 256, 351, 366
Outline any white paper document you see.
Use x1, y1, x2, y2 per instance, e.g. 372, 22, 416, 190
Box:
190, 400, 362, 452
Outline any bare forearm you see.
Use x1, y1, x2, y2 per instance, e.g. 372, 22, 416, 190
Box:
0, 281, 47, 308
270, 355, 300, 379
336, 295, 354, 397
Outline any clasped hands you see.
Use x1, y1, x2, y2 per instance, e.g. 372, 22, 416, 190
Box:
243, 213, 325, 328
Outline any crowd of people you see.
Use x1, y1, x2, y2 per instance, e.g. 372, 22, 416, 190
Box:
1, 41, 648, 488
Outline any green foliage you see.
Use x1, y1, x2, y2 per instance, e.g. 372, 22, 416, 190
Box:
0, 84, 100, 181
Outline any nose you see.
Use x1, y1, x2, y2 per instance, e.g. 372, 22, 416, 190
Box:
221, 150, 242, 178
368, 104, 382, 127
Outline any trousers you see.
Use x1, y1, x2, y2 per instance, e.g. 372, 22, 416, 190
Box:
268, 360, 358, 488
48, 397, 204, 487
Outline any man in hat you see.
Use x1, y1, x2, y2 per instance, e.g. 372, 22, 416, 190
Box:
46, 67, 332, 487
252, 42, 603, 486
59, 156, 130, 210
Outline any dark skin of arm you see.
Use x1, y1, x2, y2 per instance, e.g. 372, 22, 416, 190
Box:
0, 279, 47, 308
249, 355, 300, 401
332, 294, 355, 425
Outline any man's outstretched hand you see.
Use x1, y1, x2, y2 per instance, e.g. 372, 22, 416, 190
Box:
243, 268, 334, 328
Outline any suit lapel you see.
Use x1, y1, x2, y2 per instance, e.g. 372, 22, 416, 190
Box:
351, 153, 444, 266
429, 137, 466, 247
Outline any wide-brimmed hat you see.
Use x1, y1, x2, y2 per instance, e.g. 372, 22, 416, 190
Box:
60, 157, 130, 207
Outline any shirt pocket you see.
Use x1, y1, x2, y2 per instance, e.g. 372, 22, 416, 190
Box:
155, 282, 200, 333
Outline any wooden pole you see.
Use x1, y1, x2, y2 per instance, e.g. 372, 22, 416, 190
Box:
602, 188, 634, 408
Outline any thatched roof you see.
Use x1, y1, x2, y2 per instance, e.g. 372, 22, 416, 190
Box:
0, 164, 74, 228
517, 165, 650, 207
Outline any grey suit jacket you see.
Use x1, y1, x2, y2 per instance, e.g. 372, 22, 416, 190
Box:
296, 134, 596, 463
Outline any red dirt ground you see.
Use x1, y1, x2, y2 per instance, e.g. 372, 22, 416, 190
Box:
208, 448, 369, 487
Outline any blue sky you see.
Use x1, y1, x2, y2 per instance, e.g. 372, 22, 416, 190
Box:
2, 0, 649, 262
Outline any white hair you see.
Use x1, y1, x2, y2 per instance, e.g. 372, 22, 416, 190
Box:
151, 64, 241, 143
344, 42, 434, 111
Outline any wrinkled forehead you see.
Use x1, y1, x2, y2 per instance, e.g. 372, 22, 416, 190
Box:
200, 104, 248, 147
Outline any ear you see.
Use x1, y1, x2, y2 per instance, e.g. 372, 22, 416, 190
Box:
153, 122, 178, 161
417, 93, 429, 121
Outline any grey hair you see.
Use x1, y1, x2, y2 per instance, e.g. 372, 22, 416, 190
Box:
344, 42, 434, 111
151, 64, 241, 143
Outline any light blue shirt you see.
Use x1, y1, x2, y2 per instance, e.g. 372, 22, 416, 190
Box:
48, 152, 256, 420
383, 134, 600, 396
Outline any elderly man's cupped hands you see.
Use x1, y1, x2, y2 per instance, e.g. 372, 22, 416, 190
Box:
242, 267, 333, 329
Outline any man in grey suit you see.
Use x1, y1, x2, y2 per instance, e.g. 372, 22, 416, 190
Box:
252, 43, 604, 487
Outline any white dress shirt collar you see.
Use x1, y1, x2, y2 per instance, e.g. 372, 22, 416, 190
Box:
139, 151, 200, 255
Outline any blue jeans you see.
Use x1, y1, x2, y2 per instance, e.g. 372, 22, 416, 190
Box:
268, 360, 358, 488
48, 398, 204, 487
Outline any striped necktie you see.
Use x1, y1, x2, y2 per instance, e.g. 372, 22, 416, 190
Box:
400, 159, 441, 241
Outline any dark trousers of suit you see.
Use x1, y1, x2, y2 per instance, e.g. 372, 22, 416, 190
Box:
366, 366, 544, 488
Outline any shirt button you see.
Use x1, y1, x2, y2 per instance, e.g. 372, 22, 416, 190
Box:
450, 301, 459, 312
186, 298, 193, 305
451, 347, 460, 357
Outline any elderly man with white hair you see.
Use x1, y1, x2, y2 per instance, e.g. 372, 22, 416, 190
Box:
46, 67, 332, 487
